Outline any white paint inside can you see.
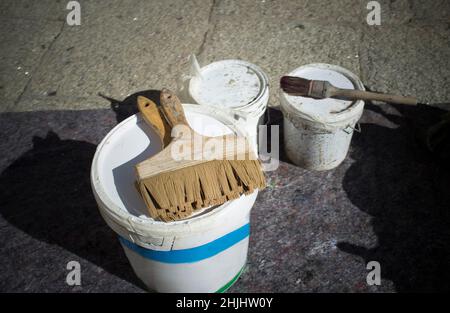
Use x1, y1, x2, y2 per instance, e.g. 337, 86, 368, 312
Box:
90, 104, 257, 292
279, 63, 365, 171
187, 59, 269, 153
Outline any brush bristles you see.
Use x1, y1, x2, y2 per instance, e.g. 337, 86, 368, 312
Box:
280, 76, 312, 96
138, 159, 266, 222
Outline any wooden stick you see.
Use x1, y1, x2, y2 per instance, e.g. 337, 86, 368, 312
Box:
328, 87, 417, 105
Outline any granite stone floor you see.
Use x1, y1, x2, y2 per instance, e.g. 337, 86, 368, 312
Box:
0, 0, 449, 292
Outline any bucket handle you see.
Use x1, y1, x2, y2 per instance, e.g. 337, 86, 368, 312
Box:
190, 54, 202, 79
129, 233, 177, 250
343, 123, 361, 134
125, 216, 174, 249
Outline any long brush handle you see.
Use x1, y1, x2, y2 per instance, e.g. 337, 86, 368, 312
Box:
160, 88, 190, 127
330, 87, 417, 105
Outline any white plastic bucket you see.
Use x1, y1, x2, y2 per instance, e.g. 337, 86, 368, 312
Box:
279, 63, 365, 171
91, 104, 258, 293
179, 58, 269, 153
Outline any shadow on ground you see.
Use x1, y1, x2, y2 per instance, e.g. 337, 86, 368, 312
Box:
338, 102, 450, 292
0, 129, 148, 289
100, 89, 161, 124
0, 91, 164, 290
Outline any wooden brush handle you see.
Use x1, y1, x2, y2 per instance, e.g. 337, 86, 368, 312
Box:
160, 88, 190, 127
137, 96, 172, 147
330, 87, 417, 105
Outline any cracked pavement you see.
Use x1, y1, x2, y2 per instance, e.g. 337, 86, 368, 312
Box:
1, 0, 449, 112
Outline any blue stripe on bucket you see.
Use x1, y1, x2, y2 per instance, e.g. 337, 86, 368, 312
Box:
119, 223, 250, 264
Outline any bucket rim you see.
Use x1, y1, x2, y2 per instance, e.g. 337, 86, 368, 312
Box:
90, 104, 257, 230
233, 89, 270, 119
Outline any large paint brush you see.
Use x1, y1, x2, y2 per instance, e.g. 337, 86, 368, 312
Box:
135, 89, 266, 222
280, 76, 417, 105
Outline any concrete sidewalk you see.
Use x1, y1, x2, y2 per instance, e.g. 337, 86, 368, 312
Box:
1, 0, 449, 113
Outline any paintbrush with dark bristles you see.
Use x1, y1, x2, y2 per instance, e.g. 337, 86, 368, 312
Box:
280, 76, 417, 105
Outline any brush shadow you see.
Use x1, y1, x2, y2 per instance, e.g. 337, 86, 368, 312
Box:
100, 89, 163, 217
338, 100, 450, 292
0, 127, 146, 290
110, 121, 163, 218
100, 89, 162, 124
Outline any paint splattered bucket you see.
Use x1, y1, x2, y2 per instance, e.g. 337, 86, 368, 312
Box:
179, 57, 269, 153
279, 63, 365, 170
90, 104, 257, 292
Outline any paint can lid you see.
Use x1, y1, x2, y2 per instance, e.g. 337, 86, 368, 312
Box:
189, 59, 269, 110
280, 63, 365, 129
